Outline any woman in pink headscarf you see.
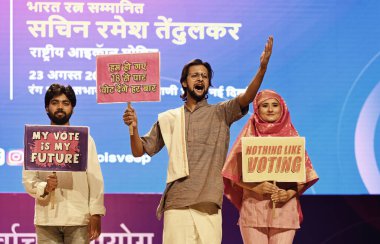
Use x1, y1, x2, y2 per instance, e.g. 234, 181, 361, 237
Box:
222, 89, 318, 244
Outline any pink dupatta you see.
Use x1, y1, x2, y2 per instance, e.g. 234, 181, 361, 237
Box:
222, 90, 319, 221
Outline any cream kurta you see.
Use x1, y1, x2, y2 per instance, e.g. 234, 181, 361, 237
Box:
22, 135, 106, 226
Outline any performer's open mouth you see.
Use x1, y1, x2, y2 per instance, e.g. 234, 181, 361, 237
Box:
194, 84, 204, 92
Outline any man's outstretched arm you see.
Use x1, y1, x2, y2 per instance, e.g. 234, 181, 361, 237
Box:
238, 36, 273, 108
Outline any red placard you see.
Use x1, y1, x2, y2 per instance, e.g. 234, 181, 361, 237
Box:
96, 52, 160, 103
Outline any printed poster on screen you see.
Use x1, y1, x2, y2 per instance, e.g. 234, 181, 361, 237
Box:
24, 125, 88, 171
242, 137, 306, 182
96, 52, 160, 103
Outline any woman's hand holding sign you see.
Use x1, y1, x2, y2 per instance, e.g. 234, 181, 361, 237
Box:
256, 181, 278, 195
271, 189, 296, 203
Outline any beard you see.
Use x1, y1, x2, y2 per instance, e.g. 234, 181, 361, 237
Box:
188, 87, 209, 102
47, 109, 72, 125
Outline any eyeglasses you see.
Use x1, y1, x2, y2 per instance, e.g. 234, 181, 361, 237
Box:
188, 72, 209, 80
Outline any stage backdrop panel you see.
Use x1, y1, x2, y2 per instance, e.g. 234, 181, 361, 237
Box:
0, 0, 380, 195
0, 194, 379, 243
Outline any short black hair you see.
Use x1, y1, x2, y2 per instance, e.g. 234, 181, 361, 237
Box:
45, 84, 76, 108
180, 59, 213, 101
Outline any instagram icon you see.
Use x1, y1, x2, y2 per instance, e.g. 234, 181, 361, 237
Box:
7, 149, 24, 166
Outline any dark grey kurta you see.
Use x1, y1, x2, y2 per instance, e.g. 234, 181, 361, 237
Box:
142, 97, 248, 218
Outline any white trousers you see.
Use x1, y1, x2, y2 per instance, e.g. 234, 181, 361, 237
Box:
163, 203, 222, 244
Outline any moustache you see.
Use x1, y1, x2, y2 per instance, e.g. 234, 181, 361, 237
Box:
54, 110, 66, 116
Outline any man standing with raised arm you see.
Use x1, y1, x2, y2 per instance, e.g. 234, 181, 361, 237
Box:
123, 36, 273, 244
